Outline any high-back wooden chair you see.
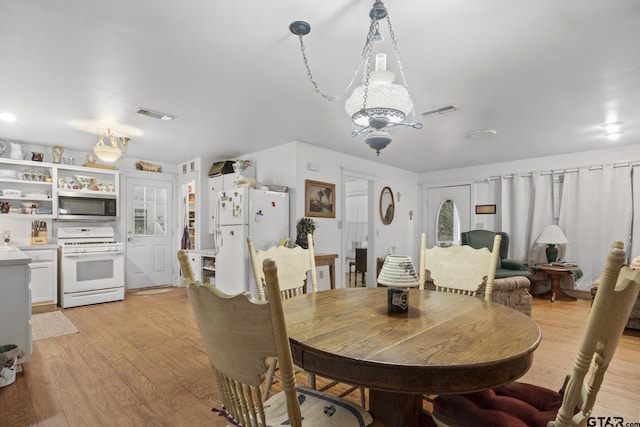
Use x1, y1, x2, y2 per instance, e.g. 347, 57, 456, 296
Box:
248, 233, 316, 301
431, 241, 640, 427
186, 259, 374, 427
177, 249, 196, 286
420, 233, 501, 299
248, 234, 365, 406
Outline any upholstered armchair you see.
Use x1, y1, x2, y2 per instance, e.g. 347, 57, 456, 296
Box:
477, 276, 533, 317
461, 230, 532, 279
591, 255, 640, 330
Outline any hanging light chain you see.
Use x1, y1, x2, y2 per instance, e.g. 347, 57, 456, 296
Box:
296, 20, 377, 101
360, 19, 379, 112
385, 14, 418, 122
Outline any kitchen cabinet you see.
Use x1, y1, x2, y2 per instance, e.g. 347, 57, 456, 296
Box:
0, 158, 53, 218
0, 158, 119, 220
188, 184, 196, 249
186, 251, 216, 285
186, 251, 202, 282
0, 248, 32, 364
20, 246, 58, 311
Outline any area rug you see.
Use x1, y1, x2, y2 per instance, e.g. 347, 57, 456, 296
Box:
32, 311, 79, 341
129, 287, 175, 296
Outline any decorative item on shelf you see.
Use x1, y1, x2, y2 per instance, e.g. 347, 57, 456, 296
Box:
289, 1, 422, 156
295, 217, 317, 249
536, 224, 569, 263
0, 141, 6, 156
135, 160, 162, 172
86, 153, 97, 164
51, 145, 64, 163
232, 160, 252, 186
377, 255, 419, 314
0, 201, 9, 214
31, 152, 44, 162
74, 175, 95, 190
9, 142, 25, 160
93, 129, 130, 162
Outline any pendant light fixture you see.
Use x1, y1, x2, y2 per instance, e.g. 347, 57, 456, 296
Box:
290, 1, 422, 155
94, 129, 130, 162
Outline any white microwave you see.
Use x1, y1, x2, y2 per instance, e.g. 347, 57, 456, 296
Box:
58, 195, 117, 219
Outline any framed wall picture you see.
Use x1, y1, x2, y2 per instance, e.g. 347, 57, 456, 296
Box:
475, 204, 497, 214
305, 180, 336, 218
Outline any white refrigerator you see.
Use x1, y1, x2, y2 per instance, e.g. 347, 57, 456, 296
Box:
214, 187, 289, 297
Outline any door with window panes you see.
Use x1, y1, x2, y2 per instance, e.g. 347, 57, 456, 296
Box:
125, 176, 174, 289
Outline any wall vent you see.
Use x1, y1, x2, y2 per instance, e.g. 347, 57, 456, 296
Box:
136, 108, 176, 120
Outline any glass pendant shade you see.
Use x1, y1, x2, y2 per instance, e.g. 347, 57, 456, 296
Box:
94, 144, 121, 162
94, 130, 127, 162
345, 54, 414, 127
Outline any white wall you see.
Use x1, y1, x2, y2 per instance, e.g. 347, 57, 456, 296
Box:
240, 141, 420, 289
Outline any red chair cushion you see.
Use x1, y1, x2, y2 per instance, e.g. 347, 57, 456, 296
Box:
432, 382, 564, 427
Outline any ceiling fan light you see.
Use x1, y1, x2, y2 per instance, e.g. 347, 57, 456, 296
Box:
94, 144, 122, 162
94, 129, 127, 162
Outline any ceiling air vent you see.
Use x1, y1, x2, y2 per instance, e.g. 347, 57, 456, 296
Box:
421, 105, 457, 117
136, 108, 176, 121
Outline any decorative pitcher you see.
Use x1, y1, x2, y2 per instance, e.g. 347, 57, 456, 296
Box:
9, 142, 25, 160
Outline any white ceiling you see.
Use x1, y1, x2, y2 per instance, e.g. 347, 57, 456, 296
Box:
1, 0, 639, 173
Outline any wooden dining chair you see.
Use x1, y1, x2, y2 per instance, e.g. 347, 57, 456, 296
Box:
248, 234, 366, 406
177, 249, 196, 286
431, 241, 640, 427
186, 258, 374, 427
354, 247, 367, 285
420, 233, 501, 299
248, 233, 317, 302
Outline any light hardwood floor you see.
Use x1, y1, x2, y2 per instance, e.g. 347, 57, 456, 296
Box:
1, 288, 639, 426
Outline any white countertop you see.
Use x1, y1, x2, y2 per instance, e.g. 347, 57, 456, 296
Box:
16, 244, 59, 250
0, 246, 32, 266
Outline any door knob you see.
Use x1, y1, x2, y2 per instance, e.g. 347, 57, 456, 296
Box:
128, 237, 133, 242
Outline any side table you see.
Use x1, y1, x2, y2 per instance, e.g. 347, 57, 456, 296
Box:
532, 264, 581, 302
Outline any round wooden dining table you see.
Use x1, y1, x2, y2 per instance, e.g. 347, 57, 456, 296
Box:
283, 288, 541, 427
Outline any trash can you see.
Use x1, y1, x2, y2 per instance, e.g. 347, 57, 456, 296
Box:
0, 344, 21, 388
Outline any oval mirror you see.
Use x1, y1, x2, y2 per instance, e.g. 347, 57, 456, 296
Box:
436, 199, 460, 246
379, 186, 394, 225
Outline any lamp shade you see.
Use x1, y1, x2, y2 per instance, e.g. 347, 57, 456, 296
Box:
377, 255, 419, 287
536, 225, 569, 245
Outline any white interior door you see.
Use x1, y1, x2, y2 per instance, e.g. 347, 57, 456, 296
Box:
125, 175, 174, 289
426, 185, 471, 248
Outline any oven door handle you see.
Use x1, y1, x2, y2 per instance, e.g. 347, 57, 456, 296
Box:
64, 251, 124, 258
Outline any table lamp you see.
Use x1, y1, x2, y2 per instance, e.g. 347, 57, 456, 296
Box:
377, 255, 419, 314
536, 225, 569, 263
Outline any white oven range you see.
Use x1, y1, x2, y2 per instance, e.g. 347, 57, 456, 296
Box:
58, 226, 125, 308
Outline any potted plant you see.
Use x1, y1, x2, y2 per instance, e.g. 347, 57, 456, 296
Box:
295, 217, 317, 249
